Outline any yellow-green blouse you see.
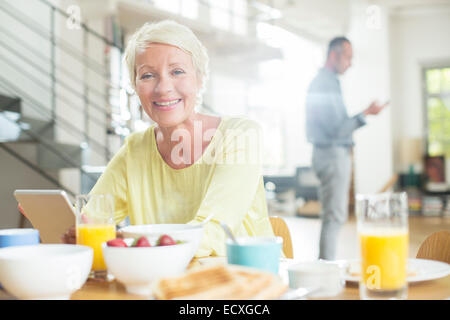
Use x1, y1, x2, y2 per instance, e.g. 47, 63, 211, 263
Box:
90, 116, 274, 257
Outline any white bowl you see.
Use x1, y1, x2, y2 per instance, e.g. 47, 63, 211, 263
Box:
102, 238, 193, 296
120, 224, 203, 257
0, 244, 93, 300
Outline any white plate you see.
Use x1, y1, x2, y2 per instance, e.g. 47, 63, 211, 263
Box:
343, 258, 450, 283
196, 256, 226, 264
195, 257, 300, 284
196, 257, 296, 268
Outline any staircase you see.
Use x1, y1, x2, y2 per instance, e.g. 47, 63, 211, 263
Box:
0, 0, 130, 228
0, 94, 85, 184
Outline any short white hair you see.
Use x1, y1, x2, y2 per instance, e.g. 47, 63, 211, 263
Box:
124, 20, 209, 106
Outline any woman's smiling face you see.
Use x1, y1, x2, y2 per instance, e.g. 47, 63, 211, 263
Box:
135, 43, 201, 128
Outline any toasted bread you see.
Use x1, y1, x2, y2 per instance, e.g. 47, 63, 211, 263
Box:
153, 264, 287, 300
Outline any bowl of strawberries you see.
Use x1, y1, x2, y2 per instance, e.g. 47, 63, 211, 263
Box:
102, 234, 193, 296
119, 224, 203, 258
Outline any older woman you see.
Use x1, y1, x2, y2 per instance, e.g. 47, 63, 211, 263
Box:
63, 20, 274, 257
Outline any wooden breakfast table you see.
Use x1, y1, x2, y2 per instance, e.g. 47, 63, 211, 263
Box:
0, 258, 448, 300
69, 275, 450, 300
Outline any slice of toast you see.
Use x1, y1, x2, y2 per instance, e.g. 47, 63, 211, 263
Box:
152, 264, 287, 300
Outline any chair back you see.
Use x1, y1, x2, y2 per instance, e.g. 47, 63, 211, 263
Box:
269, 216, 293, 259
416, 230, 450, 264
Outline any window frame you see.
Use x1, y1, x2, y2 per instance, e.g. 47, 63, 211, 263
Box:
422, 64, 450, 158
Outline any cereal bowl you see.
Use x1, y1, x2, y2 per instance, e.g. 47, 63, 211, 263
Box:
0, 244, 93, 300
102, 237, 194, 296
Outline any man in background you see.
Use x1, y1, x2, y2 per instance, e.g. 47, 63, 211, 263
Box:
305, 37, 388, 260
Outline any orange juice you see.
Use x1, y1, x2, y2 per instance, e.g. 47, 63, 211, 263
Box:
359, 229, 408, 290
76, 224, 116, 271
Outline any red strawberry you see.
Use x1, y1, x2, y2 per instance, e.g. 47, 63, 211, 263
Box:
157, 234, 176, 246
107, 238, 128, 247
135, 236, 151, 247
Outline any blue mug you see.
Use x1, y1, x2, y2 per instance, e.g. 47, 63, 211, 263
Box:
226, 236, 283, 274
0, 229, 40, 248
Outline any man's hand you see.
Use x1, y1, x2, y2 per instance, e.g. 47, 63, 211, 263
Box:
364, 100, 389, 116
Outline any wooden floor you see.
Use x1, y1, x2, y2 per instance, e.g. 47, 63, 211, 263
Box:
281, 215, 450, 261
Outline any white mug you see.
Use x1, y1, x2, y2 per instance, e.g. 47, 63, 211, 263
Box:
287, 261, 344, 298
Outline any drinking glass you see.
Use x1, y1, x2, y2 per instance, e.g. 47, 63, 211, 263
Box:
356, 192, 409, 300
76, 194, 116, 281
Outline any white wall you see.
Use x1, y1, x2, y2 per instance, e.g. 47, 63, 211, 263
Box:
343, 0, 393, 194
343, 2, 450, 193
390, 6, 450, 173
0, 145, 58, 228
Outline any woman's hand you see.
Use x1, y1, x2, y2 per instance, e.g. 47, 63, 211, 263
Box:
18, 203, 26, 217
61, 225, 76, 244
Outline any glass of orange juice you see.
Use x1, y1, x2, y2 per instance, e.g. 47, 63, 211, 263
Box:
356, 192, 409, 300
76, 194, 116, 281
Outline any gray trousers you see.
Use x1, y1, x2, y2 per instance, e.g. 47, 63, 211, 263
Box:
312, 146, 352, 260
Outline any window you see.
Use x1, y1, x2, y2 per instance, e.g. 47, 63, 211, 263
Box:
247, 23, 322, 175
210, 0, 230, 31
231, 0, 247, 35
424, 67, 450, 157
153, 0, 179, 14
153, 0, 199, 20
210, 73, 247, 116
181, 0, 198, 20
208, 0, 247, 35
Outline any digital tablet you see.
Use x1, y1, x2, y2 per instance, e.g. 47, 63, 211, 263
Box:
13, 189, 76, 244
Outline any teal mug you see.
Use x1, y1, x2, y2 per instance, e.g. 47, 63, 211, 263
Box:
226, 236, 283, 274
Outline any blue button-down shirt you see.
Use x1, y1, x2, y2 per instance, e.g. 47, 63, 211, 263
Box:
306, 67, 366, 147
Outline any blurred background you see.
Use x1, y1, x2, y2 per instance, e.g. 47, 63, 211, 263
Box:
1, 0, 450, 230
